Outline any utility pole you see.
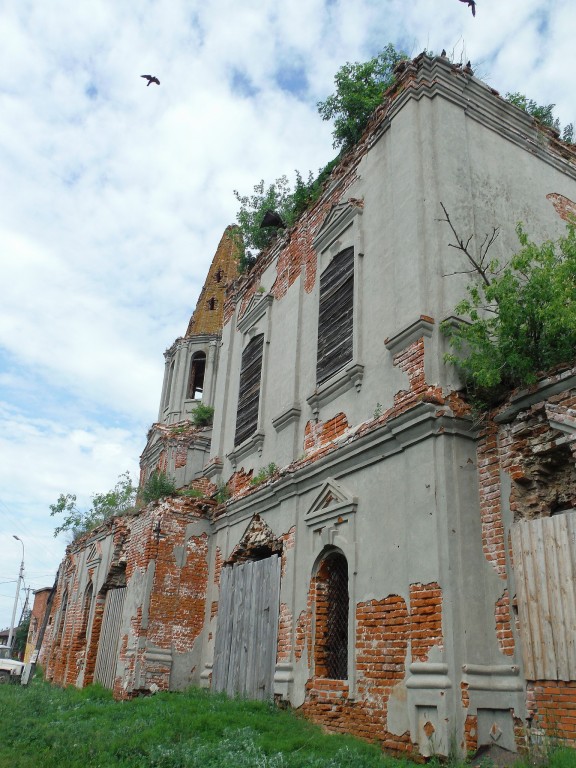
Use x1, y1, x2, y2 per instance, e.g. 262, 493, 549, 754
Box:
7, 536, 24, 649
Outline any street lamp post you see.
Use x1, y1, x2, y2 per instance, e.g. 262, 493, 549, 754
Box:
7, 535, 24, 649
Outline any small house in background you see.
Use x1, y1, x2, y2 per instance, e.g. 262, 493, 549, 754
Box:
35, 53, 576, 760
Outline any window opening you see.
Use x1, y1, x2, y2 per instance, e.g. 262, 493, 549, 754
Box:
164, 360, 175, 409
207, 297, 217, 310
78, 582, 93, 641
187, 352, 206, 399
234, 334, 264, 445
317, 247, 354, 385
316, 552, 348, 679
215, 269, 224, 283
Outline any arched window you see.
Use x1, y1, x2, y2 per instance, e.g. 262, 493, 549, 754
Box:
187, 352, 206, 400
215, 268, 224, 283
207, 297, 217, 310
315, 552, 349, 679
163, 360, 175, 409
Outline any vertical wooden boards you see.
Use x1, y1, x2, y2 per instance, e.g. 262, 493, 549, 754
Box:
212, 555, 281, 699
511, 513, 576, 680
93, 587, 127, 690
234, 335, 264, 446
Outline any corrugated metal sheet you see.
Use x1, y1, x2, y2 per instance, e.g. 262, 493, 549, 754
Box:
93, 587, 127, 690
212, 555, 281, 699
511, 512, 576, 680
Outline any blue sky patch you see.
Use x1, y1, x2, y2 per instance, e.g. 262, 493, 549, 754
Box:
275, 62, 308, 98
230, 68, 259, 98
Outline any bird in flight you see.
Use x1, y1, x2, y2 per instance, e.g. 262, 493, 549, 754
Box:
458, 0, 476, 16
141, 75, 160, 86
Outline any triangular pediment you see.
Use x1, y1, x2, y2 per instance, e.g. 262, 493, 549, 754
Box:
306, 478, 357, 527
228, 514, 282, 563
312, 199, 363, 254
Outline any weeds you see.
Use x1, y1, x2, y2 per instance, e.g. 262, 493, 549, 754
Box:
250, 462, 279, 487
0, 677, 410, 767
191, 404, 215, 427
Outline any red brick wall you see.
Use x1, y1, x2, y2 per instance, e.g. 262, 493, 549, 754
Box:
300, 579, 444, 755
42, 497, 210, 697
528, 681, 576, 747
494, 589, 515, 656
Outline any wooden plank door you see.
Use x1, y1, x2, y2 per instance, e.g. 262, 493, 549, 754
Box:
511, 513, 576, 680
93, 587, 127, 690
212, 555, 281, 699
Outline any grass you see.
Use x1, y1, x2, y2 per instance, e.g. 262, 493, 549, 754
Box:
0, 675, 411, 768
2, 675, 576, 768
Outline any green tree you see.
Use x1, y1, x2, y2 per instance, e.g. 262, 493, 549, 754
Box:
506, 92, 573, 143
317, 43, 407, 151
233, 163, 339, 270
50, 471, 137, 540
441, 204, 576, 405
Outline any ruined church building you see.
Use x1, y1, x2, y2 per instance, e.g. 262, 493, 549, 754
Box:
39, 54, 576, 759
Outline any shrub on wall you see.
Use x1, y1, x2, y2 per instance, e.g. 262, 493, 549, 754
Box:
442, 212, 576, 406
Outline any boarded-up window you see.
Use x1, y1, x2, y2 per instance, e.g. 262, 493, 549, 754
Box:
187, 352, 206, 399
317, 247, 354, 385
235, 334, 264, 445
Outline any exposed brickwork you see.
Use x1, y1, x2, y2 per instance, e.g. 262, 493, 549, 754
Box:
495, 589, 515, 656
499, 395, 576, 522
277, 603, 292, 663
226, 514, 283, 564
409, 582, 443, 662
476, 422, 507, 578
303, 413, 349, 455
299, 574, 445, 754
213, 546, 223, 586
464, 714, 478, 752
25, 587, 52, 662
186, 225, 240, 336
41, 496, 210, 697
547, 193, 576, 223
529, 681, 576, 747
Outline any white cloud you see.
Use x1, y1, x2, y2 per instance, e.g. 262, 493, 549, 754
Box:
0, 0, 574, 628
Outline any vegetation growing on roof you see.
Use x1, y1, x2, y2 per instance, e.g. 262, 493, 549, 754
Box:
440, 203, 576, 407
233, 161, 340, 272
317, 43, 408, 151
50, 471, 137, 541
250, 462, 279, 487
505, 92, 573, 143
191, 403, 215, 427
140, 470, 177, 503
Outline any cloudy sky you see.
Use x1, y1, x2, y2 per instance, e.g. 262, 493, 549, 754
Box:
0, 0, 574, 631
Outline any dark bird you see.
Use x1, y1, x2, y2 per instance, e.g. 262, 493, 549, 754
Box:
141, 74, 160, 86
458, 0, 476, 16
260, 210, 286, 229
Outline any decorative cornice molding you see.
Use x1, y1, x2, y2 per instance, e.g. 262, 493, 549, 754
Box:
237, 293, 274, 334
384, 315, 435, 354
226, 431, 265, 469
307, 363, 364, 419
272, 405, 301, 433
